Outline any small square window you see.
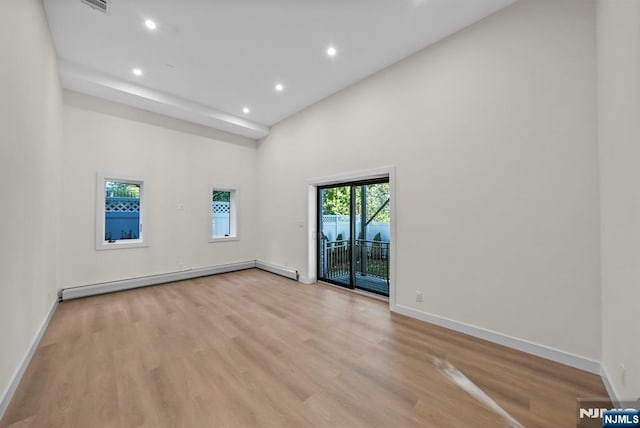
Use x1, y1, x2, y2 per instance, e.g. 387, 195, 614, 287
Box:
210, 187, 238, 242
96, 174, 147, 250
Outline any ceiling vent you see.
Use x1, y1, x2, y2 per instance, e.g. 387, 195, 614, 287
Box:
81, 0, 108, 13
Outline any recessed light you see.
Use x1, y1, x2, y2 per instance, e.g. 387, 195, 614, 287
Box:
242, 107, 250, 114
327, 46, 337, 57
144, 19, 157, 30
132, 68, 143, 76
275, 83, 284, 92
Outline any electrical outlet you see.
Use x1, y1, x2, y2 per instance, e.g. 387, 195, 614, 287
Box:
416, 291, 423, 303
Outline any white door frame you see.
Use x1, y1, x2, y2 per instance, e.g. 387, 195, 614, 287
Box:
305, 166, 396, 308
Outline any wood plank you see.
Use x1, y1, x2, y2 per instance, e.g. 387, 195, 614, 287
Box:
0, 269, 608, 427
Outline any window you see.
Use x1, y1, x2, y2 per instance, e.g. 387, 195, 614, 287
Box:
96, 174, 147, 250
210, 187, 238, 242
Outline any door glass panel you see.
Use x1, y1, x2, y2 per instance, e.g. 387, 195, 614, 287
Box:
318, 180, 390, 296
354, 183, 390, 295
318, 185, 351, 287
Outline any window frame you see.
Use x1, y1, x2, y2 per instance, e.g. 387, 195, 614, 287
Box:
209, 186, 239, 242
95, 173, 148, 250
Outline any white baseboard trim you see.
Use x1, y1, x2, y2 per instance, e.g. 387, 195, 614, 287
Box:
600, 365, 621, 406
60, 261, 257, 301
255, 261, 298, 281
1, 272, 620, 416
391, 303, 601, 375
0, 298, 58, 421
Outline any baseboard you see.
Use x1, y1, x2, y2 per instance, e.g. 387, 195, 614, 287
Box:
1, 272, 620, 417
391, 303, 601, 375
0, 298, 58, 421
255, 260, 298, 281
600, 365, 621, 406
60, 261, 257, 300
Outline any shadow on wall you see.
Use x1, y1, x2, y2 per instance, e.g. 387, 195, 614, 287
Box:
63, 91, 258, 148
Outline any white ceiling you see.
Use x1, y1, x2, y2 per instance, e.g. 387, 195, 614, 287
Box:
44, 0, 515, 139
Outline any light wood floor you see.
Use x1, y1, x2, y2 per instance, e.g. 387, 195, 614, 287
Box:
1, 269, 607, 427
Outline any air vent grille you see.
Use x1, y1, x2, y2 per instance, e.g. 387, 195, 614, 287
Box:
81, 0, 107, 13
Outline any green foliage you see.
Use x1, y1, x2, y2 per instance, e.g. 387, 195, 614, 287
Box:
358, 184, 390, 223
212, 190, 230, 202
106, 181, 140, 198
322, 186, 350, 215
322, 183, 390, 223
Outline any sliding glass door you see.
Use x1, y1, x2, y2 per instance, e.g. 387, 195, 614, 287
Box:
353, 182, 390, 294
318, 184, 352, 288
318, 179, 390, 296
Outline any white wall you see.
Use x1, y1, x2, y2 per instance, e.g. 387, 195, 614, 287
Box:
5, 0, 632, 412
0, 0, 62, 410
598, 0, 640, 400
59, 91, 259, 288
257, 0, 601, 360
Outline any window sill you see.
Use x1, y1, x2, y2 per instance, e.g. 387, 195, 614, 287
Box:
209, 236, 240, 243
96, 241, 148, 251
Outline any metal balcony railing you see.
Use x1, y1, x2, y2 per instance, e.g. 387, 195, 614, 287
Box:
320, 238, 389, 285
